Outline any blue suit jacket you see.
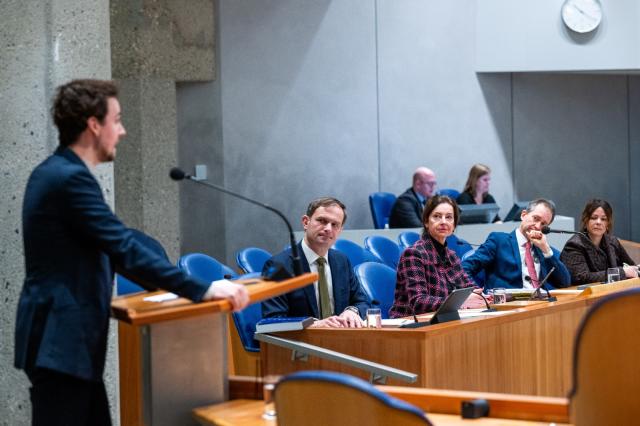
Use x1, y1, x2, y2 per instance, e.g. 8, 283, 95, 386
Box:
461, 230, 571, 290
261, 243, 371, 319
15, 147, 209, 381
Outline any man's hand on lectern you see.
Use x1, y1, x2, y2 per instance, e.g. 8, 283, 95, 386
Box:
203, 281, 250, 311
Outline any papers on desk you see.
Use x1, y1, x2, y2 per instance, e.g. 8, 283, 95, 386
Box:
457, 309, 511, 318
382, 309, 510, 327
143, 292, 178, 302
550, 289, 582, 295
382, 318, 417, 327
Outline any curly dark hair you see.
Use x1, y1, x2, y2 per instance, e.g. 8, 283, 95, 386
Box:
51, 79, 118, 147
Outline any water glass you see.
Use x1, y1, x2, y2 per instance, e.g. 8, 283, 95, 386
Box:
607, 268, 620, 283
262, 383, 276, 420
493, 288, 507, 305
366, 308, 382, 328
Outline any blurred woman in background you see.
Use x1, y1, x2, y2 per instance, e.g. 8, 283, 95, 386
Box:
560, 199, 638, 285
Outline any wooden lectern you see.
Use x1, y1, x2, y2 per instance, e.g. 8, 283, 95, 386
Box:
111, 273, 317, 426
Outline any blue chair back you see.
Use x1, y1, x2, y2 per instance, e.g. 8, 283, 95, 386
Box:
446, 234, 473, 259
398, 231, 420, 250
178, 253, 238, 282
332, 239, 382, 267
275, 371, 431, 425
116, 274, 146, 296
178, 253, 264, 353
236, 247, 272, 274
364, 235, 401, 269
354, 262, 397, 319
368, 192, 397, 229
231, 302, 262, 352
438, 188, 460, 199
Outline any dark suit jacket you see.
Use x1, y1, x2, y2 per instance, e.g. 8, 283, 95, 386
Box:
462, 230, 571, 290
560, 233, 635, 285
15, 147, 209, 381
261, 243, 371, 319
389, 188, 423, 228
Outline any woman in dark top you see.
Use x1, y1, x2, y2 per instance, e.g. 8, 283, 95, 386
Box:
389, 195, 485, 317
560, 199, 638, 285
457, 163, 501, 222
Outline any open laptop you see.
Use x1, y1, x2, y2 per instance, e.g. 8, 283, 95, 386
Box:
400, 286, 475, 328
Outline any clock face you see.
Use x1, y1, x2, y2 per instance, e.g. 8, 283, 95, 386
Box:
562, 0, 603, 33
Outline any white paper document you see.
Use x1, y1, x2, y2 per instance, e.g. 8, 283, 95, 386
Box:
143, 292, 178, 302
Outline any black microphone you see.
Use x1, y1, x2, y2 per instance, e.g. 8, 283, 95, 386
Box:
541, 226, 585, 236
477, 291, 495, 312
527, 267, 557, 302
170, 167, 304, 277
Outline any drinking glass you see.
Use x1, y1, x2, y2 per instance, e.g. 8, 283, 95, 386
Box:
493, 288, 507, 305
366, 308, 382, 328
607, 268, 620, 283
262, 382, 276, 420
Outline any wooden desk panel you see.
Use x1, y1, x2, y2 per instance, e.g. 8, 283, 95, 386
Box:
261, 278, 640, 397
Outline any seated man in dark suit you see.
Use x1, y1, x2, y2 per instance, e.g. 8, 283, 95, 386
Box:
262, 197, 371, 328
389, 167, 437, 228
15, 79, 249, 426
462, 198, 571, 290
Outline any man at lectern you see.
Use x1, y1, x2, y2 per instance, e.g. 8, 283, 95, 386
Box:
15, 79, 249, 426
262, 197, 371, 328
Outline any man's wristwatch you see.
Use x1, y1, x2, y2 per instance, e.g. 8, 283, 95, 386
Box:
343, 306, 359, 315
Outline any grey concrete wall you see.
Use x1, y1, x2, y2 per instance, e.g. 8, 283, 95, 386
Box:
209, 0, 640, 268
111, 0, 217, 260
513, 74, 631, 237
0, 1, 118, 424
476, 0, 640, 72
218, 0, 379, 262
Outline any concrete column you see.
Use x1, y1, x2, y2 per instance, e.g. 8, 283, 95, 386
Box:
0, 0, 117, 424
110, 0, 221, 261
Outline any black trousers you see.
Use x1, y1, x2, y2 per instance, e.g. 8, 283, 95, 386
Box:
28, 368, 111, 426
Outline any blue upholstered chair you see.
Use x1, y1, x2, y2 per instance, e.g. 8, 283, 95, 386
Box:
231, 302, 262, 352
569, 288, 640, 425
354, 262, 397, 319
178, 253, 238, 281
398, 231, 420, 250
438, 188, 460, 199
235, 247, 272, 274
178, 253, 263, 357
368, 192, 397, 229
274, 371, 432, 425
333, 239, 382, 268
364, 235, 401, 269
445, 234, 473, 259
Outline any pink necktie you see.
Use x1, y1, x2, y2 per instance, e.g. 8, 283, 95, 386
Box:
524, 241, 539, 288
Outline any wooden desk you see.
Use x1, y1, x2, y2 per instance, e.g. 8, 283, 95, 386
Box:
112, 273, 317, 426
260, 278, 640, 397
192, 398, 570, 426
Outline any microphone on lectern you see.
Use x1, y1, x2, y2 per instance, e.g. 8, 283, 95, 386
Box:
169, 167, 304, 277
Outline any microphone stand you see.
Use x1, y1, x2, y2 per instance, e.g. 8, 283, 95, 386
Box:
529, 267, 557, 302
170, 168, 303, 276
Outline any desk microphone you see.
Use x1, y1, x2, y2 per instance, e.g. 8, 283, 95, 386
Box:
527, 267, 557, 302
541, 226, 585, 236
169, 167, 303, 277
477, 291, 495, 312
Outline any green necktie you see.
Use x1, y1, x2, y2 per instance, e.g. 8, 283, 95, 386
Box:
316, 257, 333, 319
